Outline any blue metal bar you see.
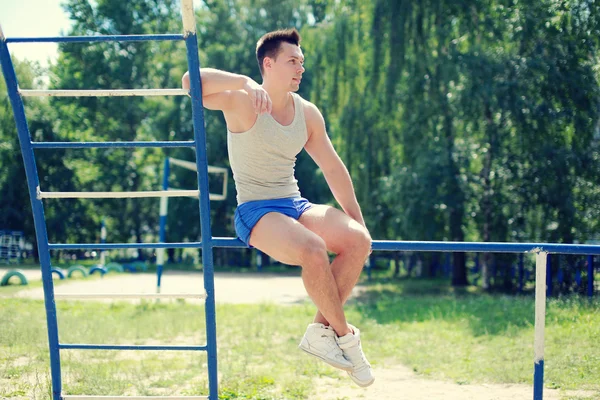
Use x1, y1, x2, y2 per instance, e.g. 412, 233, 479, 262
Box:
6, 34, 184, 43
546, 255, 553, 297
157, 158, 170, 291
184, 29, 219, 400
212, 237, 247, 248
369, 240, 600, 255
518, 253, 525, 293
48, 242, 203, 250
31, 141, 195, 149
47, 239, 600, 254
588, 255, 594, 298
534, 360, 544, 400
60, 344, 207, 351
0, 36, 62, 400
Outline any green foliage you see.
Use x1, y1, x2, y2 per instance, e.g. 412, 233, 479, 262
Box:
1, 0, 599, 289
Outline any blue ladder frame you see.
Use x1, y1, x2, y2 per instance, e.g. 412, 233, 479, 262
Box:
0, 1, 220, 398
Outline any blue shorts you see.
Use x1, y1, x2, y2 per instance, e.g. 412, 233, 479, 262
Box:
234, 197, 313, 246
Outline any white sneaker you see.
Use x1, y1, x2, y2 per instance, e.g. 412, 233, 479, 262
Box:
298, 323, 354, 371
336, 324, 375, 387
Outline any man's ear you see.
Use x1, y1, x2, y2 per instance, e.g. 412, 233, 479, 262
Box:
263, 57, 272, 71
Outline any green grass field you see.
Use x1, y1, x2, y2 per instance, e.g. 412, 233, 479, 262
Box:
1, 276, 599, 399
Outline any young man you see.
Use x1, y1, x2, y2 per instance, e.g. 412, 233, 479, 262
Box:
182, 28, 374, 387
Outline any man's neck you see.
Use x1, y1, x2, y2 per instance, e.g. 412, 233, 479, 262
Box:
262, 81, 291, 112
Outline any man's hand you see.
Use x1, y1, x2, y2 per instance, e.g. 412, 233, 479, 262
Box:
243, 79, 272, 115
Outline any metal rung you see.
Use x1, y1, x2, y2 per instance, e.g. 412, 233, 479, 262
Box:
20, 89, 188, 97
211, 237, 247, 248
59, 344, 207, 351
31, 141, 195, 149
48, 242, 203, 250
38, 190, 199, 199
6, 34, 184, 43
54, 293, 206, 300
63, 396, 207, 399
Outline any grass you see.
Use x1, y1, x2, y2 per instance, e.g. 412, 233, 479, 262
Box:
0, 276, 599, 399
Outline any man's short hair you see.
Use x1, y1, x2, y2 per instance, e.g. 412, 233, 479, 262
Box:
256, 28, 301, 76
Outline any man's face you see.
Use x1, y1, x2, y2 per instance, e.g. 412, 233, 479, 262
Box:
264, 42, 305, 91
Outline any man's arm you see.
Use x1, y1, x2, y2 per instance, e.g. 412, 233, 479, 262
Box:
182, 68, 271, 114
303, 102, 367, 228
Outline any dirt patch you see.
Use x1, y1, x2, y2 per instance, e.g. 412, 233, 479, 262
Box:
311, 364, 595, 400
12, 271, 322, 305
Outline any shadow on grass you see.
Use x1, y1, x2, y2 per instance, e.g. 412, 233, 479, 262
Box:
350, 277, 538, 337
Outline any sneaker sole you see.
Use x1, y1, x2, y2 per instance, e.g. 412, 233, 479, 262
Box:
298, 345, 354, 372
347, 372, 375, 387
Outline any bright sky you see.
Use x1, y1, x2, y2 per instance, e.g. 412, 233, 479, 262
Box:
0, 0, 72, 68
0, 0, 203, 69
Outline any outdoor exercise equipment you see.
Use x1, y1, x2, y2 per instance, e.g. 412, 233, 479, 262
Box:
0, 269, 28, 286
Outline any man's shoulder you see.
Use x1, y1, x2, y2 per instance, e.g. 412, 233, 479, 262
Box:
296, 94, 322, 121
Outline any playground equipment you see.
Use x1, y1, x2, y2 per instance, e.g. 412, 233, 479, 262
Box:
0, 269, 28, 286
1, 1, 218, 398
66, 265, 88, 278
1, 1, 600, 399
51, 267, 66, 280
0, 230, 23, 264
156, 157, 227, 292
105, 262, 124, 273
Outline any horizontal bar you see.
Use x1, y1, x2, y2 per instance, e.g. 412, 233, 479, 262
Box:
47, 239, 600, 254
370, 240, 600, 255
169, 157, 229, 174
54, 293, 206, 300
20, 89, 188, 97
48, 242, 203, 250
63, 397, 207, 400
59, 344, 207, 351
6, 34, 184, 43
63, 396, 207, 400
39, 190, 199, 199
211, 237, 247, 248
31, 141, 195, 149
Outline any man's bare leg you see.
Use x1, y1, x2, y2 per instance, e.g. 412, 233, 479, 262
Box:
248, 212, 351, 336
313, 249, 366, 326
297, 205, 375, 387
298, 205, 371, 327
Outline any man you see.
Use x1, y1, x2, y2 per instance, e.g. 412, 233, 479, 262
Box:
182, 28, 374, 387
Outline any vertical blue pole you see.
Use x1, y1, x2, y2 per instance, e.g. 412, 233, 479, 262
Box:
156, 158, 170, 292
0, 30, 62, 400
100, 218, 106, 266
546, 254, 552, 298
256, 250, 262, 272
518, 253, 524, 293
533, 252, 547, 400
588, 255, 594, 298
182, 3, 218, 397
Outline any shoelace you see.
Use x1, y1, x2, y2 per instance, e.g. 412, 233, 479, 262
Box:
344, 341, 370, 372
319, 327, 345, 354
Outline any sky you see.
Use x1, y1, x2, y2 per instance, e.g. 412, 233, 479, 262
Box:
0, 0, 203, 69
0, 0, 73, 68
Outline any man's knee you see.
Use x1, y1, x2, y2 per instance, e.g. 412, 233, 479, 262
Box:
346, 227, 372, 258
298, 236, 329, 267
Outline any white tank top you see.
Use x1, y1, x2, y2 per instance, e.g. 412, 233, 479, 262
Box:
227, 93, 308, 205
